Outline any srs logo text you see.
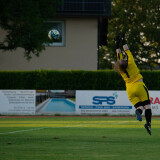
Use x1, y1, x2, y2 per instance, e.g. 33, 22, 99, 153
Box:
92, 96, 116, 105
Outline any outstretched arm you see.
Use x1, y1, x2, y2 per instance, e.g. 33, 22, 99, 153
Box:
115, 36, 123, 61
121, 33, 134, 62
122, 32, 129, 51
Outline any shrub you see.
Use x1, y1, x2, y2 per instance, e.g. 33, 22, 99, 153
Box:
0, 70, 159, 90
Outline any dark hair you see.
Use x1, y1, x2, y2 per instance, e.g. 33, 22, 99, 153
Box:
114, 59, 128, 73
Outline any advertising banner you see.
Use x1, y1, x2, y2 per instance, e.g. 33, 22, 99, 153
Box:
150, 91, 160, 115
0, 90, 35, 115
76, 90, 160, 116
36, 90, 76, 115
0, 90, 159, 116
76, 90, 134, 115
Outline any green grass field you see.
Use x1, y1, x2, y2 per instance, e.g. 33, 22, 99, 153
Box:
0, 117, 160, 160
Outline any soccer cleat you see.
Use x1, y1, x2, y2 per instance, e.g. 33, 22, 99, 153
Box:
135, 110, 142, 121
144, 123, 151, 135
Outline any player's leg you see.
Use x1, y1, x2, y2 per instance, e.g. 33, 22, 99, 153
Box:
126, 84, 143, 121
144, 104, 152, 135
136, 82, 152, 135
134, 104, 144, 121
142, 85, 152, 126
144, 104, 152, 125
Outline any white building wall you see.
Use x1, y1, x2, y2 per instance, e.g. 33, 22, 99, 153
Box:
0, 18, 98, 71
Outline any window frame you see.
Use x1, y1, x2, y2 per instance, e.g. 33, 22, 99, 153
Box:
46, 21, 65, 47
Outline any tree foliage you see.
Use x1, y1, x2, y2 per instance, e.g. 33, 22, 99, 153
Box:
0, 0, 60, 60
100, 0, 160, 69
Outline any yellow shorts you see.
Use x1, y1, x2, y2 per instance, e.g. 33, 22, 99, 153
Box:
126, 81, 150, 107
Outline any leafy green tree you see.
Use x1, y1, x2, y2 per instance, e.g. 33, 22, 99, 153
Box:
0, 0, 60, 60
100, 0, 160, 69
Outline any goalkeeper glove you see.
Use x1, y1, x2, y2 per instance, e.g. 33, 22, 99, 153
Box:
115, 35, 121, 49
122, 32, 127, 45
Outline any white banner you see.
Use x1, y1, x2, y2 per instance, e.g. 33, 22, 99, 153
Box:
76, 90, 134, 115
0, 90, 35, 115
76, 90, 160, 116
0, 90, 159, 116
150, 91, 160, 115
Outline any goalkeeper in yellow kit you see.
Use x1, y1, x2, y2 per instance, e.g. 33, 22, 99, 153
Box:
114, 33, 152, 135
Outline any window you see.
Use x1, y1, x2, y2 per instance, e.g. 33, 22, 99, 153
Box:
46, 21, 65, 47
57, 0, 111, 16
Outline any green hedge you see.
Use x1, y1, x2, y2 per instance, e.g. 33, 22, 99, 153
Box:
0, 70, 159, 90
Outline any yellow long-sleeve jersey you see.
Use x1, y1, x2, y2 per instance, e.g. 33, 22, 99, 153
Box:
117, 50, 143, 84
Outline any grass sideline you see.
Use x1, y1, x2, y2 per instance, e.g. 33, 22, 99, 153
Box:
0, 117, 160, 160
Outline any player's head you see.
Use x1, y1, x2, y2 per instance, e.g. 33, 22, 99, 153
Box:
114, 59, 127, 73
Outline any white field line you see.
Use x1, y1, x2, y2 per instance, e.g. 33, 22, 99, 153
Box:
49, 121, 131, 128
0, 126, 82, 135
0, 127, 49, 135
0, 121, 131, 135
109, 121, 130, 124
65, 121, 130, 126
